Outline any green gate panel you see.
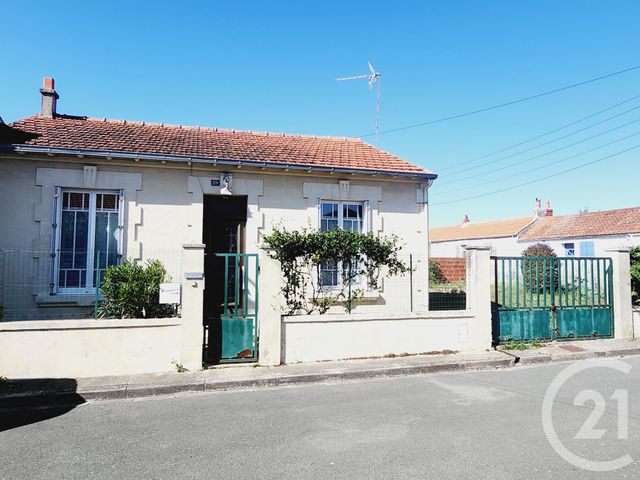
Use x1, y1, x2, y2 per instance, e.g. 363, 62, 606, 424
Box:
220, 316, 256, 359
498, 309, 551, 341
556, 308, 612, 338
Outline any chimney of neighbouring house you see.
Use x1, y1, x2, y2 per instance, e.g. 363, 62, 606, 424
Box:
544, 200, 553, 217
534, 197, 545, 218
40, 77, 59, 118
462, 214, 470, 225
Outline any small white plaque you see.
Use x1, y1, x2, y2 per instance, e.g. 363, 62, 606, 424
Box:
159, 283, 181, 304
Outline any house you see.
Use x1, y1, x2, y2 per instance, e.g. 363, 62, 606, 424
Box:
0, 77, 437, 368
518, 207, 640, 257
430, 199, 640, 258
429, 199, 552, 257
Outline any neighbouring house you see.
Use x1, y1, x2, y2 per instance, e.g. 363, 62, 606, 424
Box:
430, 199, 640, 258
429, 199, 552, 257
518, 207, 640, 257
0, 77, 437, 372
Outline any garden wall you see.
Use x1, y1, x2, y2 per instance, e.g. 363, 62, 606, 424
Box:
432, 257, 466, 282
0, 318, 181, 378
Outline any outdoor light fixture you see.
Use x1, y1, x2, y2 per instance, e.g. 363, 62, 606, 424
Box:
220, 173, 233, 197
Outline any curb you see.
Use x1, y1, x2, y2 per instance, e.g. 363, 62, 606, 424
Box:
0, 357, 515, 405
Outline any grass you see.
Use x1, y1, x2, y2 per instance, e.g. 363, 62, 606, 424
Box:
500, 340, 544, 351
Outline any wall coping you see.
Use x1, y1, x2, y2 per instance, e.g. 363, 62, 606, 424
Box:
282, 311, 474, 323
0, 317, 181, 332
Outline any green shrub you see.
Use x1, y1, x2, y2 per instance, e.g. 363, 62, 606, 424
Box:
631, 246, 640, 305
0, 304, 4, 320
263, 228, 409, 314
428, 260, 446, 285
98, 260, 177, 319
521, 243, 558, 292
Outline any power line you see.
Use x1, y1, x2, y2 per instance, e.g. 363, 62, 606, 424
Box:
436, 115, 640, 188
437, 129, 640, 195
359, 64, 640, 138
437, 93, 640, 174
430, 144, 640, 206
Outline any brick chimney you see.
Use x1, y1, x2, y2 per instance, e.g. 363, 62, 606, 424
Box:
544, 200, 553, 217
40, 77, 59, 118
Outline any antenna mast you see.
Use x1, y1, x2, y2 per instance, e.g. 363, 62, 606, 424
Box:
337, 62, 382, 145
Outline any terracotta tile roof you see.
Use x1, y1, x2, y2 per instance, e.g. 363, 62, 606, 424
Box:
430, 216, 535, 242
519, 207, 640, 241
1, 115, 432, 176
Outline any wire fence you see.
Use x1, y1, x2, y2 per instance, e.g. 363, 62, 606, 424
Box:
428, 256, 467, 311
0, 248, 183, 321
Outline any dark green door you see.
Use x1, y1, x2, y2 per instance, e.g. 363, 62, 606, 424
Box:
216, 253, 259, 362
492, 256, 614, 343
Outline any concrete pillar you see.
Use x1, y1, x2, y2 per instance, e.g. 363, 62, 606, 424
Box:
180, 244, 205, 371
464, 247, 492, 350
258, 249, 283, 366
607, 249, 633, 339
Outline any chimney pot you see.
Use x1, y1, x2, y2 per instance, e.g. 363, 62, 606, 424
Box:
39, 76, 59, 118
544, 199, 553, 217
462, 214, 470, 224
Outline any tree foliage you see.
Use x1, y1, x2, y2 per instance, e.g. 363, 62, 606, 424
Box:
521, 243, 558, 292
98, 260, 177, 319
631, 246, 640, 305
263, 228, 409, 314
429, 260, 446, 285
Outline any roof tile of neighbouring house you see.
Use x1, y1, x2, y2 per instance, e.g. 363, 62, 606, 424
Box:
518, 207, 640, 241
430, 216, 535, 242
2, 115, 432, 175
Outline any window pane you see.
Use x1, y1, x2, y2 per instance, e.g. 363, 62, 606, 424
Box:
322, 203, 338, 219
319, 260, 338, 287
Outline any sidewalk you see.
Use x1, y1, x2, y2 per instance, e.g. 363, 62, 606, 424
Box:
1, 338, 639, 406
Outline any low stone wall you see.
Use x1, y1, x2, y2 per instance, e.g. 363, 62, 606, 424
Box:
281, 311, 489, 363
432, 257, 466, 282
634, 307, 640, 338
0, 318, 181, 379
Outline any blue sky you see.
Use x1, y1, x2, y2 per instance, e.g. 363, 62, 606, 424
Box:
2, 1, 639, 226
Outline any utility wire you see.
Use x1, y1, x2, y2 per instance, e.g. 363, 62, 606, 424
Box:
438, 93, 640, 174
431, 144, 640, 206
436, 115, 640, 188
359, 64, 640, 138
437, 129, 640, 195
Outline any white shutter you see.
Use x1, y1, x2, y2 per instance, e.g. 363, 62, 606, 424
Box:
50, 186, 62, 293
363, 200, 372, 233
316, 197, 321, 230
117, 189, 125, 263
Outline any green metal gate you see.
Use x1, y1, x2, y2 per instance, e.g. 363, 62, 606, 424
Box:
216, 253, 259, 363
492, 256, 614, 343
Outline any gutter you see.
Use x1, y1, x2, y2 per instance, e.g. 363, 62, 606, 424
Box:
0, 144, 438, 182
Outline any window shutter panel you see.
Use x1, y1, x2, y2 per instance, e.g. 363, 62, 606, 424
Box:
117, 189, 125, 262
363, 200, 371, 233
49, 186, 62, 293
316, 197, 321, 229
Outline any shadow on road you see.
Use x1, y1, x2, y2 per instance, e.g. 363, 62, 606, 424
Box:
0, 378, 86, 432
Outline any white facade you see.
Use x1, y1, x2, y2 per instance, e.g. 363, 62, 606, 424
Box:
0, 154, 431, 319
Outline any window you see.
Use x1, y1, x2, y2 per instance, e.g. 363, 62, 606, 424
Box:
55, 190, 121, 292
563, 242, 575, 257
319, 201, 365, 287
579, 241, 595, 257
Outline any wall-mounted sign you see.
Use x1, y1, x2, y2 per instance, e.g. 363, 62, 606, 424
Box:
211, 179, 221, 186
159, 283, 181, 304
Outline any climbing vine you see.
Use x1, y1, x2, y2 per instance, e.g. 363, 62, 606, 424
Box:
263, 228, 409, 314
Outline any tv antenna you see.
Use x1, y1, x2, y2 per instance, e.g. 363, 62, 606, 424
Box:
337, 62, 382, 145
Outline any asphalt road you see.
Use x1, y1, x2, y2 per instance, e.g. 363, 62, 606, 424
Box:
2, 357, 640, 480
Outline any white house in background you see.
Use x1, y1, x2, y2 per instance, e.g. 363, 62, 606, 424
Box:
430, 200, 640, 258
430, 200, 553, 257
517, 207, 640, 257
